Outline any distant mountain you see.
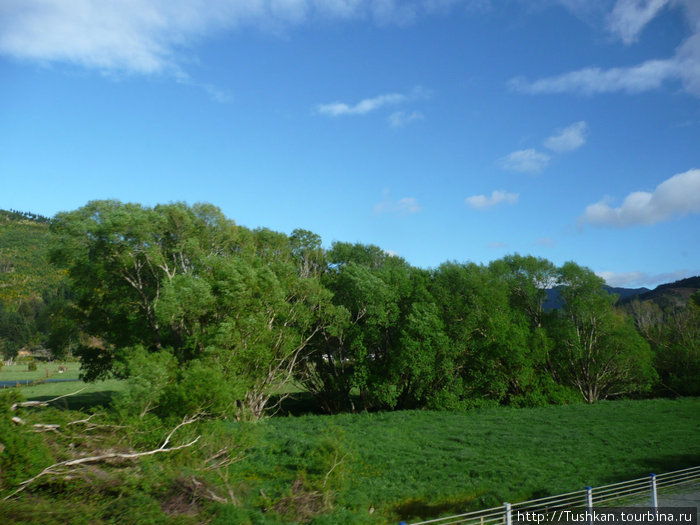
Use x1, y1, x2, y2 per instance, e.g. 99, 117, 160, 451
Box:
605, 286, 651, 301
620, 276, 700, 308
543, 277, 699, 311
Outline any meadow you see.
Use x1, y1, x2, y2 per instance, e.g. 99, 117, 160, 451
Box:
200, 397, 700, 523
1, 367, 698, 524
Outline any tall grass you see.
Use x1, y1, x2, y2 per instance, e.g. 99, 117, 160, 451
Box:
235, 398, 700, 523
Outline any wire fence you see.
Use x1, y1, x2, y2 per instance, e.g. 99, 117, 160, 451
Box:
405, 466, 700, 525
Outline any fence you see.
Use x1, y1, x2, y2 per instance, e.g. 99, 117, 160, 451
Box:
405, 466, 700, 525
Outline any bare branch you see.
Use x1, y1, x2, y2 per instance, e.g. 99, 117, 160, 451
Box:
11, 388, 87, 411
3, 415, 201, 501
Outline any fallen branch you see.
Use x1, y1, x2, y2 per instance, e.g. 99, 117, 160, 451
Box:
11, 388, 87, 411
3, 415, 201, 501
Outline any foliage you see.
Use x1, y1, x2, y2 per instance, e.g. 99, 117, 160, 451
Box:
550, 262, 656, 402
626, 290, 700, 396
50, 201, 334, 420
0, 391, 52, 490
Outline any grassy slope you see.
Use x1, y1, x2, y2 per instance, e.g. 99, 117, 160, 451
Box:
241, 398, 700, 523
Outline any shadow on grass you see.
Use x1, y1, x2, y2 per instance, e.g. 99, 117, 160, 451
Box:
271, 392, 326, 416
392, 494, 486, 523
269, 392, 369, 417
29, 390, 119, 411
641, 455, 700, 475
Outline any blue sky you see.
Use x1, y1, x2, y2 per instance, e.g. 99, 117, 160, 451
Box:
1, 0, 699, 288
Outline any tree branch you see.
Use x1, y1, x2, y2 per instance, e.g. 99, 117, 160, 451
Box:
3, 415, 201, 501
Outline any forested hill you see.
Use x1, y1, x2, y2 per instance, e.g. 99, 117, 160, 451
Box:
0, 209, 68, 359
620, 276, 700, 307
543, 278, 699, 311
0, 208, 62, 306
0, 208, 51, 224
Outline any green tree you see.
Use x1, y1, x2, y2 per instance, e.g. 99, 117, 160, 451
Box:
644, 291, 700, 396
50, 200, 332, 419
430, 262, 532, 405
551, 262, 656, 403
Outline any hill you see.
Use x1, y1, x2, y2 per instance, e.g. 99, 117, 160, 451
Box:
622, 276, 700, 308
0, 209, 61, 307
543, 278, 699, 312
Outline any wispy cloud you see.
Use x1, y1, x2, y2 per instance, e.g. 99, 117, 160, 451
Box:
500, 149, 551, 173
596, 269, 695, 288
318, 87, 430, 119
373, 196, 424, 216
509, 58, 687, 96
580, 169, 700, 227
544, 121, 589, 153
318, 93, 408, 117
510, 2, 700, 97
388, 110, 424, 127
0, 1, 463, 79
607, 0, 672, 45
466, 190, 519, 209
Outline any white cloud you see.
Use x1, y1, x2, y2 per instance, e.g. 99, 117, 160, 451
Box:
373, 196, 423, 216
510, 1, 700, 97
0, 1, 470, 80
596, 269, 694, 287
388, 110, 424, 127
607, 0, 672, 44
581, 169, 700, 227
544, 121, 589, 153
510, 58, 685, 95
318, 93, 408, 116
318, 86, 430, 118
466, 190, 519, 209
500, 149, 550, 173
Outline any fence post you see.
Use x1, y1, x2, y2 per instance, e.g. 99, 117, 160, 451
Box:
586, 486, 593, 525
505, 502, 512, 525
650, 473, 658, 511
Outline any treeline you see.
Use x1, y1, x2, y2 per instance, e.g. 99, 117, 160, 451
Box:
0, 209, 51, 224
5, 201, 700, 418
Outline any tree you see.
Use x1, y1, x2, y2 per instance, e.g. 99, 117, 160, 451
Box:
430, 262, 533, 405
639, 291, 700, 396
550, 262, 656, 403
50, 200, 332, 419
490, 254, 557, 328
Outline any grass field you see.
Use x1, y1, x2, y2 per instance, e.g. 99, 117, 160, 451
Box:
0, 361, 125, 410
232, 398, 700, 523
0, 361, 81, 382
2, 367, 698, 524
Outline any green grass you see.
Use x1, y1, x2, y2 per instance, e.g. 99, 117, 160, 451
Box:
0, 361, 81, 382
20, 379, 126, 410
233, 398, 700, 523
0, 361, 125, 410
2, 370, 697, 524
